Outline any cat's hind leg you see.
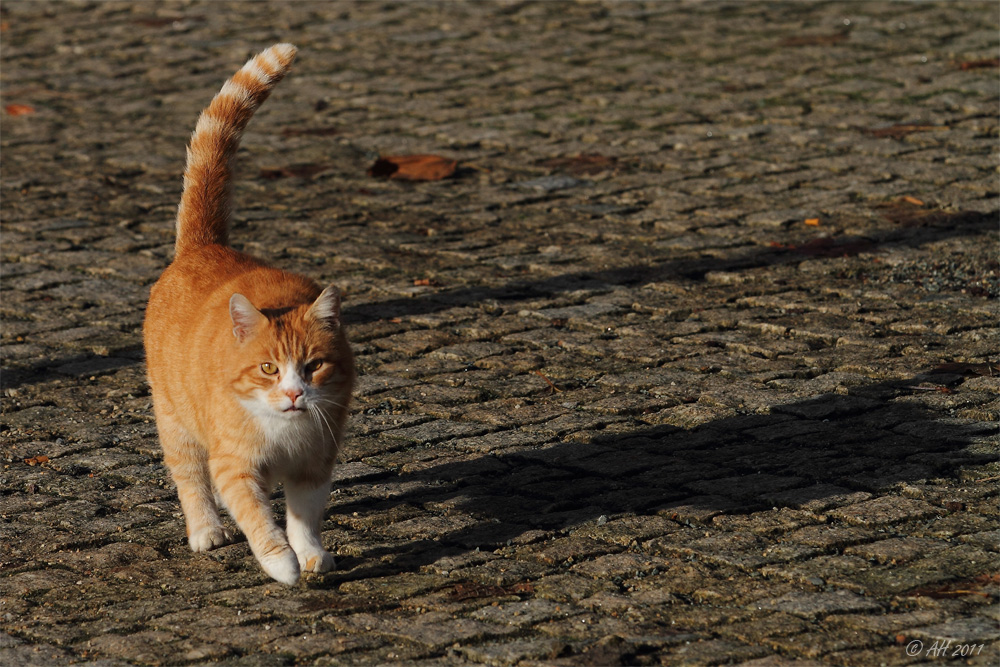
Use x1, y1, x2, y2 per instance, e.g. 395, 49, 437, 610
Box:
156, 412, 232, 552
285, 480, 336, 573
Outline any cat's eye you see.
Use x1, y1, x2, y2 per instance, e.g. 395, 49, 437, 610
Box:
305, 360, 324, 374
260, 362, 279, 375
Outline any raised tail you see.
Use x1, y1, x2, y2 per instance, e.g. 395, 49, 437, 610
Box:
175, 43, 298, 255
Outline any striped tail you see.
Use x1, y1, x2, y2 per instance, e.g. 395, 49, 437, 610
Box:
175, 43, 298, 255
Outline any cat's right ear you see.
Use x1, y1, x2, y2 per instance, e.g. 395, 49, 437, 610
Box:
306, 284, 342, 330
230, 293, 266, 343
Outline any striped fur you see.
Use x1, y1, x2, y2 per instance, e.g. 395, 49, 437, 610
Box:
143, 45, 355, 586
175, 43, 297, 254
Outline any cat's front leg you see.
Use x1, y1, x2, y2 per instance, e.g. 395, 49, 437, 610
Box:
285, 480, 336, 573
211, 456, 300, 585
155, 411, 232, 552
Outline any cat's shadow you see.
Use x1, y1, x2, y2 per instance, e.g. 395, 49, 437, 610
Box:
313, 369, 993, 586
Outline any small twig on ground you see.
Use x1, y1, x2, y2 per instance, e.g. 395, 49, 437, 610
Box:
532, 370, 561, 393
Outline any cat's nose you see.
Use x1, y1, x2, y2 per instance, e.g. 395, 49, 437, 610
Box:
285, 388, 303, 405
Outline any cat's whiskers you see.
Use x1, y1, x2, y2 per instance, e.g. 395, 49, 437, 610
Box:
311, 404, 339, 449
310, 396, 349, 410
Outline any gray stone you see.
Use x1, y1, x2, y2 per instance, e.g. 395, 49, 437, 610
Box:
752, 590, 882, 619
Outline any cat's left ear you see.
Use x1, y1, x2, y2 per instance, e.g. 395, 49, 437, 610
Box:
230, 293, 266, 343
307, 284, 342, 330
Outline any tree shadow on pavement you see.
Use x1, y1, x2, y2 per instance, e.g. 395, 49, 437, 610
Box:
3, 209, 990, 391
321, 368, 996, 584
342, 209, 996, 326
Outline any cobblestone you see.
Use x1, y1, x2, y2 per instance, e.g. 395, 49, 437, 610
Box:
2, 1, 999, 665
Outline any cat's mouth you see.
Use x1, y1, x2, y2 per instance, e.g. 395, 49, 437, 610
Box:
284, 406, 306, 413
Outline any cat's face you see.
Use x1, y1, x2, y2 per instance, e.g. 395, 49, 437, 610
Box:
228, 288, 351, 430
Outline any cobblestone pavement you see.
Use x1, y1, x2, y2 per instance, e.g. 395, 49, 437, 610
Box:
2, 1, 999, 665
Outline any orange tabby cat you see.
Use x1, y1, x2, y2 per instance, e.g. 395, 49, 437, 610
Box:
143, 44, 355, 585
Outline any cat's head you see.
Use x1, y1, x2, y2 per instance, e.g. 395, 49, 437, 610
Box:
227, 285, 352, 425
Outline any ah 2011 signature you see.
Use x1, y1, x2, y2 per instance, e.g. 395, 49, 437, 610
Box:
905, 639, 989, 658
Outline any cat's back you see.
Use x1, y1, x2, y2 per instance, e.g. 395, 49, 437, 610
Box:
144, 245, 319, 358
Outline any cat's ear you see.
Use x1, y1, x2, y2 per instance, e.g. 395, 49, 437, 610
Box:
229, 293, 266, 342
306, 284, 342, 330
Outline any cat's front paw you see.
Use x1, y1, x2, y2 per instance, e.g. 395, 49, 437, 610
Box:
296, 548, 336, 574
259, 548, 300, 585
189, 525, 232, 552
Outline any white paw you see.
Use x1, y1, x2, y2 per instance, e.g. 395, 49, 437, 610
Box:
295, 548, 336, 574
259, 548, 300, 585
189, 525, 232, 552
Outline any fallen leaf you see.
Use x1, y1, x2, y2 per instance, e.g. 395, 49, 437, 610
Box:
901, 196, 924, 206
413, 278, 440, 287
780, 32, 848, 47
5, 104, 35, 116
259, 163, 331, 180
804, 218, 820, 226
957, 58, 999, 70
864, 124, 944, 139
449, 581, 533, 601
537, 153, 618, 176
906, 574, 998, 600
24, 455, 49, 466
368, 155, 457, 181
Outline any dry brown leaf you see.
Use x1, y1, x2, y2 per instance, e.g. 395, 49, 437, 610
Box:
24, 455, 49, 466
369, 155, 457, 181
957, 58, 1000, 70
5, 104, 35, 116
906, 574, 998, 600
804, 218, 820, 226
449, 581, 533, 601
